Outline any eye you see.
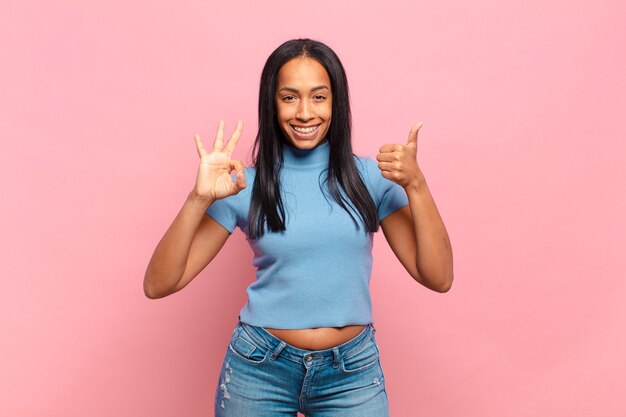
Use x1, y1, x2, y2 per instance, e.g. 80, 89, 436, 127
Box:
313, 94, 326, 101
282, 95, 297, 102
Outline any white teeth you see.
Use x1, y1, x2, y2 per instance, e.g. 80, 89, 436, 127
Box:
292, 125, 319, 134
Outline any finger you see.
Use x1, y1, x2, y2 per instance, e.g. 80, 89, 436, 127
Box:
379, 169, 395, 182
377, 161, 396, 172
223, 120, 244, 155
375, 152, 398, 162
379, 143, 405, 154
230, 159, 247, 191
212, 120, 225, 152
407, 121, 423, 145
194, 134, 207, 157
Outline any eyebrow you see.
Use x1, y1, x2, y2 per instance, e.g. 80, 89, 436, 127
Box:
277, 85, 330, 93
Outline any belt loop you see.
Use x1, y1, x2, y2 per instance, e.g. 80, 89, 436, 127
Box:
270, 341, 287, 361
332, 347, 341, 368
370, 323, 376, 334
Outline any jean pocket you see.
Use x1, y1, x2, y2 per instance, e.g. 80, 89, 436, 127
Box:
228, 325, 269, 366
340, 336, 380, 373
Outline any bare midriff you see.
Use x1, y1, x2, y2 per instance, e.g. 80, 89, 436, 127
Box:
264, 325, 367, 351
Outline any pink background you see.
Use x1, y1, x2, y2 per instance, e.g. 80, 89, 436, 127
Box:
1, 1, 625, 416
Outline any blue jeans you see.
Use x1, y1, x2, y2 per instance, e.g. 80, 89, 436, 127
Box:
215, 318, 389, 416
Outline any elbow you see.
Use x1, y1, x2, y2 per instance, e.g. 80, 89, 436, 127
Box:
143, 281, 161, 299
435, 271, 454, 293
143, 272, 157, 299
143, 273, 174, 300
434, 277, 453, 293
144, 286, 159, 299
415, 270, 454, 293
144, 283, 172, 300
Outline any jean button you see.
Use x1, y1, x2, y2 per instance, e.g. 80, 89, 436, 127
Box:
305, 355, 312, 362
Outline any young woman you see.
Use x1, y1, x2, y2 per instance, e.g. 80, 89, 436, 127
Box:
144, 38, 453, 416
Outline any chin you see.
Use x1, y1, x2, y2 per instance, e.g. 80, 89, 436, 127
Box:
288, 138, 326, 149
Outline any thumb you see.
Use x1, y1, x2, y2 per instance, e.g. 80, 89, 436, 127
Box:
407, 121, 423, 146
230, 159, 247, 191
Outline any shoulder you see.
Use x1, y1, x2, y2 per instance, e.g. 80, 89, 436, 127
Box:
239, 166, 256, 189
352, 153, 406, 197
243, 166, 256, 178
353, 154, 377, 172
353, 154, 380, 187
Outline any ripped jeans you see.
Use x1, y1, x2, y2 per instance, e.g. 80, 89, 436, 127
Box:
215, 318, 389, 416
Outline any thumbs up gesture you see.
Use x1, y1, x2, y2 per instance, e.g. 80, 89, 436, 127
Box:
376, 121, 426, 190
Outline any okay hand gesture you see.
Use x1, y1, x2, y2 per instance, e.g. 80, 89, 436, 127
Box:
193, 120, 247, 202
376, 121, 426, 190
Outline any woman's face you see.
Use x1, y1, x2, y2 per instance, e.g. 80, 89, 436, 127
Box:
275, 57, 332, 150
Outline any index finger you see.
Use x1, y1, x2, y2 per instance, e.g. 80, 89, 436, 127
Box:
379, 143, 405, 153
223, 120, 244, 155
194, 133, 208, 157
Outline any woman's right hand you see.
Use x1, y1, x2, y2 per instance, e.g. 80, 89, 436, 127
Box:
192, 120, 247, 202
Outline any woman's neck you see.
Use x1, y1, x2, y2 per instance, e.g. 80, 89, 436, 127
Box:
281, 140, 330, 169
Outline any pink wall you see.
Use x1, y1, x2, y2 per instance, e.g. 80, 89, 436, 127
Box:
1, 1, 625, 416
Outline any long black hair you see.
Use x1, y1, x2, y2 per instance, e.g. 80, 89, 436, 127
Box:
248, 38, 379, 239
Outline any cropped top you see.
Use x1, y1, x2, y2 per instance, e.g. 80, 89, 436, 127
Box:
205, 140, 409, 329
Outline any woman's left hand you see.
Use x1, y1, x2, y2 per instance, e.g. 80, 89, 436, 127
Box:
376, 121, 426, 191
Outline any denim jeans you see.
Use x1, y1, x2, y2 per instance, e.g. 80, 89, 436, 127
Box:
214, 318, 389, 416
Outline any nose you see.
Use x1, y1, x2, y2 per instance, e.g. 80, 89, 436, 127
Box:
296, 100, 313, 122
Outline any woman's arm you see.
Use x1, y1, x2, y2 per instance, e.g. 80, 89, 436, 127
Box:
143, 193, 230, 299
376, 122, 454, 293
143, 120, 247, 299
380, 183, 453, 292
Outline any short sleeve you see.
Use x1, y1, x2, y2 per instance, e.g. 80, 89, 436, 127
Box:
205, 174, 241, 234
359, 157, 409, 223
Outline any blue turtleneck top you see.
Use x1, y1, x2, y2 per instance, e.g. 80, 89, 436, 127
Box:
206, 140, 408, 329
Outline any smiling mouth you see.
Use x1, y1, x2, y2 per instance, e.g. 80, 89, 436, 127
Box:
291, 124, 320, 135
